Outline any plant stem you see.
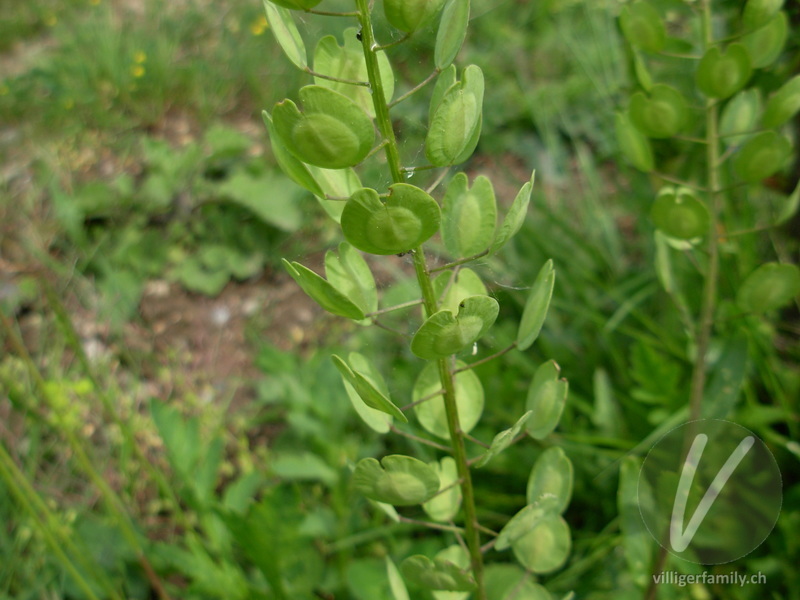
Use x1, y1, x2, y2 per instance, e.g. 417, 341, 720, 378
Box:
354, 2, 486, 595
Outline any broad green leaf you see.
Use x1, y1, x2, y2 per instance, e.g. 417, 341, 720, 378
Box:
496, 496, 562, 551
262, 111, 324, 197
475, 411, 533, 468
511, 515, 571, 574
325, 242, 377, 316
432, 268, 488, 317
517, 260, 555, 351
484, 564, 552, 600
615, 112, 654, 172
313, 30, 394, 117
525, 361, 568, 439
272, 86, 375, 169
332, 354, 407, 422
696, 44, 752, 99
743, 0, 784, 30
271, 451, 338, 485
411, 295, 499, 360
267, 0, 321, 8
423, 457, 462, 522
432, 546, 470, 600
741, 11, 787, 69
385, 0, 445, 33
217, 170, 302, 232
341, 185, 441, 255
619, 456, 651, 588
400, 555, 476, 592
282, 259, 365, 319
719, 89, 761, 147
435, 0, 470, 69
386, 557, 410, 600
762, 74, 800, 129
426, 65, 484, 166
737, 262, 800, 313
442, 173, 497, 258
491, 171, 534, 254
413, 360, 484, 439
650, 187, 710, 240
526, 447, 573, 513
353, 455, 440, 506
619, 2, 666, 53
342, 352, 393, 433
263, 2, 307, 69
628, 84, 688, 138
732, 131, 792, 183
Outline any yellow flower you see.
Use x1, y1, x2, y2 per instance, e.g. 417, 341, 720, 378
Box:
131, 65, 145, 78
89, 0, 101, 5
133, 50, 147, 64
250, 14, 268, 36
43, 13, 57, 27
0, 85, 9, 96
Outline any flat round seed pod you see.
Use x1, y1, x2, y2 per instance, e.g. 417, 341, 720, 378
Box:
737, 262, 800, 313
272, 85, 374, 169
384, 0, 445, 33
650, 187, 711, 240
353, 455, 440, 506
732, 131, 792, 183
629, 84, 689, 138
696, 44, 752, 99
411, 295, 499, 360
341, 185, 441, 255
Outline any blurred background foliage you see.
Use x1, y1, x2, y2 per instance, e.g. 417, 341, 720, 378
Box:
0, 0, 798, 599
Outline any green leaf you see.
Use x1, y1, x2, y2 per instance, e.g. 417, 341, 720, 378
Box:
423, 457, 462, 522
737, 262, 800, 313
313, 30, 394, 118
762, 74, 800, 129
332, 354, 407, 422
618, 456, 651, 588
432, 268, 488, 317
484, 564, 552, 600
271, 451, 338, 485
386, 557, 410, 600
325, 242, 377, 316
650, 186, 710, 240
525, 361, 568, 439
272, 86, 375, 169
615, 112, 654, 172
741, 11, 787, 69
282, 259, 365, 320
619, 2, 666, 53
217, 170, 302, 232
628, 84, 688, 138
517, 259, 555, 351
442, 173, 497, 258
776, 178, 800, 225
400, 555, 476, 592
426, 65, 484, 166
696, 44, 752, 99
475, 411, 533, 468
411, 295, 499, 360
341, 352, 394, 433
263, 1, 307, 69
353, 455, 440, 506
491, 171, 534, 254
526, 447, 573, 514
732, 131, 792, 183
412, 360, 484, 439
435, 0, 470, 69
743, 0, 784, 30
719, 89, 761, 147
511, 514, 571, 574
385, 0, 445, 33
432, 546, 470, 600
341, 185, 441, 255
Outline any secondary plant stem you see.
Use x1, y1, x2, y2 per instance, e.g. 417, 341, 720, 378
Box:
355, 2, 486, 595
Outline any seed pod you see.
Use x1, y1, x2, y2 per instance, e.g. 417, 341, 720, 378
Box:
384, 0, 445, 33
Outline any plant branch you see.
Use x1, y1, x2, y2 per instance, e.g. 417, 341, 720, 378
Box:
430, 250, 490, 273
454, 342, 518, 373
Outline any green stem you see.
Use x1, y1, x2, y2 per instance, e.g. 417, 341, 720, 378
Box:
354, 2, 486, 596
